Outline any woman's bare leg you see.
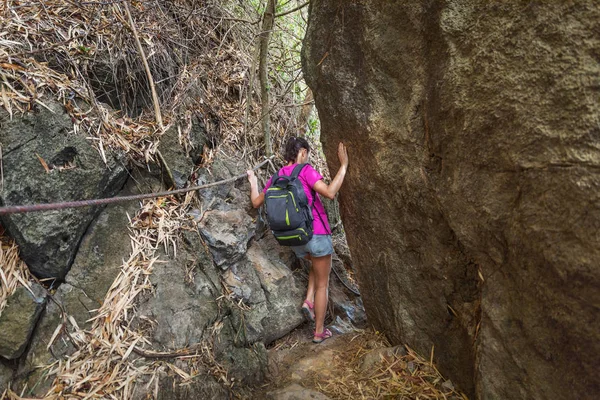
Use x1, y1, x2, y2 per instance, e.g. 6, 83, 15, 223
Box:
305, 261, 315, 304
311, 254, 332, 336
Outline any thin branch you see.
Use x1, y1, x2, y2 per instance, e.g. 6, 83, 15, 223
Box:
198, 13, 259, 24
244, 37, 261, 148
259, 0, 276, 156
274, 1, 309, 18
122, 1, 163, 130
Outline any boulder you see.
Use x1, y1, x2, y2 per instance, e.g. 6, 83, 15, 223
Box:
0, 284, 45, 360
212, 316, 269, 386
328, 254, 365, 328
131, 367, 228, 400
0, 100, 128, 279
197, 155, 257, 269
224, 236, 304, 345
17, 292, 68, 396
61, 170, 164, 327
135, 234, 221, 349
303, 1, 600, 398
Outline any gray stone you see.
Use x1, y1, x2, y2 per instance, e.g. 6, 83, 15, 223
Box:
135, 240, 220, 349
157, 123, 206, 189
188, 116, 209, 163
303, 1, 600, 398
328, 255, 364, 327
17, 296, 67, 397
267, 383, 332, 400
131, 368, 228, 400
62, 171, 163, 327
328, 316, 355, 335
0, 100, 128, 279
194, 156, 241, 206
199, 208, 254, 268
213, 318, 269, 386
223, 236, 304, 345
0, 284, 45, 359
246, 237, 304, 343
0, 362, 13, 393
195, 155, 256, 264
221, 343, 268, 386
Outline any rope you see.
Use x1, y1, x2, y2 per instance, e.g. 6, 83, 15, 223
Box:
332, 262, 361, 296
0, 158, 272, 215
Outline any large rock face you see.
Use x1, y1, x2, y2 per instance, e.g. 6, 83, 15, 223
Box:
0, 100, 128, 279
18, 172, 163, 393
13, 153, 310, 398
303, 1, 600, 399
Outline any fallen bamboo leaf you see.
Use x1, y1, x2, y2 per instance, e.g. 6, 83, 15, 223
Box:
36, 153, 51, 173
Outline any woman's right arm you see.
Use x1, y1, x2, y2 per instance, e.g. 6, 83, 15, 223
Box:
313, 142, 348, 200
247, 170, 265, 208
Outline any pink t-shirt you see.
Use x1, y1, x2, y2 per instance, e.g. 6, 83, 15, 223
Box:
263, 164, 331, 235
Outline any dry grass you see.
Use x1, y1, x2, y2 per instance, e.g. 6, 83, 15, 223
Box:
0, 0, 161, 161
0, 0, 301, 165
0, 236, 33, 316
311, 331, 468, 400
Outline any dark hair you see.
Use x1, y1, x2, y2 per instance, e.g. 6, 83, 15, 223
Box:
284, 137, 310, 163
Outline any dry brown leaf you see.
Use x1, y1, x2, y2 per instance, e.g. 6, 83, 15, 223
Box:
36, 153, 51, 173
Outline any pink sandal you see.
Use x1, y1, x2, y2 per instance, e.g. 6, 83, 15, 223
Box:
301, 300, 315, 322
313, 328, 333, 344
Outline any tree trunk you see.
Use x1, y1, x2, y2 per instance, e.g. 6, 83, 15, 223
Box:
259, 0, 276, 156
297, 88, 314, 137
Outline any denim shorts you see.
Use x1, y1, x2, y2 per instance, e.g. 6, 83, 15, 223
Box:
291, 234, 334, 259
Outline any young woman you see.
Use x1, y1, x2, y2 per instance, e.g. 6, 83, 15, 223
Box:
247, 137, 348, 343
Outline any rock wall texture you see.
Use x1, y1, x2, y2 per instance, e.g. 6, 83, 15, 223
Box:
303, 1, 600, 399
0, 99, 311, 397
0, 101, 127, 280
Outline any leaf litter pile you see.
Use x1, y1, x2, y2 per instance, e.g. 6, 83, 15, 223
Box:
315, 333, 468, 399
264, 329, 468, 400
0, 0, 292, 162
0, 236, 33, 316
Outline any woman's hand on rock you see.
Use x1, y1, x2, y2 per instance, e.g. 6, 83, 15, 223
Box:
338, 142, 349, 168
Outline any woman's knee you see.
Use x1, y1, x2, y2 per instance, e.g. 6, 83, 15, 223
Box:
315, 279, 329, 291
